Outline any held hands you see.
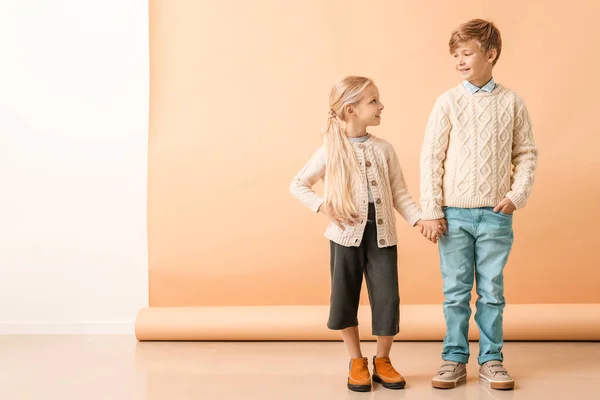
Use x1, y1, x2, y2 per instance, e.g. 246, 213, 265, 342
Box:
416, 219, 447, 244
318, 203, 357, 230
493, 198, 516, 215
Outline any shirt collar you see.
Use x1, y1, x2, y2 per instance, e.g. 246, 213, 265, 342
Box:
463, 77, 496, 94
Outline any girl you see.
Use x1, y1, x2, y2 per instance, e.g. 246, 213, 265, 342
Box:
290, 76, 443, 392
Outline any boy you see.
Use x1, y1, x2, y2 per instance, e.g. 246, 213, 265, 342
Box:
419, 19, 538, 390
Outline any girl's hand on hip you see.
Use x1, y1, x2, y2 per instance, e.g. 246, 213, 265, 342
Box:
319, 203, 356, 230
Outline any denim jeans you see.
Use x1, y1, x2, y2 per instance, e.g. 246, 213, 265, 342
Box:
438, 207, 514, 365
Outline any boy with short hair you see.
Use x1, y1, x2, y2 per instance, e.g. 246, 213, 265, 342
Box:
419, 18, 538, 390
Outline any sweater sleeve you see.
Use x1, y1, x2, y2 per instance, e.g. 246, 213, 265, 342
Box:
289, 146, 326, 213
420, 99, 451, 220
505, 99, 538, 209
387, 144, 422, 226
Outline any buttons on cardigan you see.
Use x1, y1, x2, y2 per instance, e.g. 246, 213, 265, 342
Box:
377, 219, 383, 225
371, 180, 377, 186
358, 144, 364, 149
375, 198, 381, 204
365, 161, 372, 167
379, 239, 386, 245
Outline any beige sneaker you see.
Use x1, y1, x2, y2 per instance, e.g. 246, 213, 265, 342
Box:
431, 361, 467, 389
479, 360, 514, 390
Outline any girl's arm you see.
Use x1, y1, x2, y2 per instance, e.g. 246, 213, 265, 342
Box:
387, 144, 423, 226
289, 146, 326, 213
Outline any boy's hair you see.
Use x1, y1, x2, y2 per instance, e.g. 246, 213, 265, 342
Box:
449, 19, 502, 65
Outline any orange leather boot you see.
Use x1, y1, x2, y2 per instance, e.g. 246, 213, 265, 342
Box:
372, 356, 406, 389
347, 357, 371, 392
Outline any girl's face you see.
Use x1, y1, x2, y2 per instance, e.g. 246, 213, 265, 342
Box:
347, 84, 384, 127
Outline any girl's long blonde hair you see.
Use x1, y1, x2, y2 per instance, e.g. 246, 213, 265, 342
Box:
322, 76, 373, 222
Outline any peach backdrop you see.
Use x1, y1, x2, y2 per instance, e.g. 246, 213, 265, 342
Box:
146, 0, 600, 314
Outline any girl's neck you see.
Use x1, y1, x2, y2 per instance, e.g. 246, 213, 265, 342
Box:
345, 121, 368, 138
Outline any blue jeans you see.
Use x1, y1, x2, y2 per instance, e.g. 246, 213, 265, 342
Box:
438, 207, 514, 365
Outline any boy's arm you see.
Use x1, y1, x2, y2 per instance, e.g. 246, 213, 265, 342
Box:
420, 101, 451, 220
289, 146, 326, 213
505, 100, 538, 209
387, 144, 423, 226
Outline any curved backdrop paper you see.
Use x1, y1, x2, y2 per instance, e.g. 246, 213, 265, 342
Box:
140, 0, 600, 340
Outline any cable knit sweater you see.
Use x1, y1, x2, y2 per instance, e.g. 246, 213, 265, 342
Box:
290, 135, 422, 248
420, 84, 538, 220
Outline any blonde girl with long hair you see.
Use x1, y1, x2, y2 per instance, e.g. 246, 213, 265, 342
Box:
290, 76, 443, 392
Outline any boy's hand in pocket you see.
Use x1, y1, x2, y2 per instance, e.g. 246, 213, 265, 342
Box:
493, 198, 516, 215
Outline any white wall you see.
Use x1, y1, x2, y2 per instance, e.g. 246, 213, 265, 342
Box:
0, 1, 148, 334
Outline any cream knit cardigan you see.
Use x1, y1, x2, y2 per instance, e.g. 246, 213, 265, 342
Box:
290, 135, 422, 248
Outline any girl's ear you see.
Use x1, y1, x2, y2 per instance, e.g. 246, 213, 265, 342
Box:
345, 104, 354, 116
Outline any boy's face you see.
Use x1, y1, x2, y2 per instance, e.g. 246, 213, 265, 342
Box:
451, 39, 497, 85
